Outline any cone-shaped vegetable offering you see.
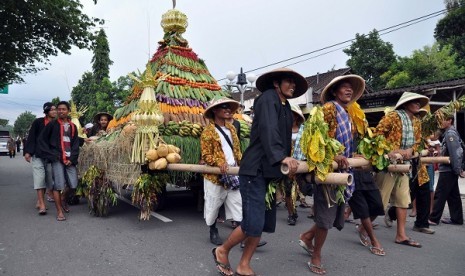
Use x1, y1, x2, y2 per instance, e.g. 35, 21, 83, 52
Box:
129, 64, 166, 164
69, 100, 88, 138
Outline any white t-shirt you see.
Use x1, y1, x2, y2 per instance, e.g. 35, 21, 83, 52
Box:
215, 126, 236, 166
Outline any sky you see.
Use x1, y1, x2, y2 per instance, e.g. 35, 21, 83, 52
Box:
0, 0, 446, 124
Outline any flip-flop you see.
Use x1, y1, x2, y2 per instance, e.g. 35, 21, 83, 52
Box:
38, 209, 47, 215
298, 239, 313, 256
395, 239, 422, 248
356, 225, 370, 247
211, 248, 233, 276
56, 216, 66, 221
369, 246, 386, 256
307, 262, 326, 275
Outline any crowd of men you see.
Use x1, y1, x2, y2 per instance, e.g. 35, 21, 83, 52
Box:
204, 68, 464, 276
18, 68, 463, 275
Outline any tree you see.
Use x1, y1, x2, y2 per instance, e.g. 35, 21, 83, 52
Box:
14, 111, 36, 137
343, 29, 397, 91
435, 0, 465, 66
0, 0, 104, 87
51, 97, 61, 106
381, 43, 465, 88
92, 29, 113, 83
72, 29, 129, 123
0, 119, 8, 126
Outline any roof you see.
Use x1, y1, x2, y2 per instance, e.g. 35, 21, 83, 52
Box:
230, 67, 358, 103
361, 77, 465, 99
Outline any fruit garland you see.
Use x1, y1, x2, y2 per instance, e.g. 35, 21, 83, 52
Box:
422, 95, 465, 137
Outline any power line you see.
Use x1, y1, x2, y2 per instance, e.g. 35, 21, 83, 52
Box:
217, 8, 448, 81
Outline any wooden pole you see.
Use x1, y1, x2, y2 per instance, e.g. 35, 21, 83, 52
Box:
281, 161, 411, 175
305, 173, 353, 186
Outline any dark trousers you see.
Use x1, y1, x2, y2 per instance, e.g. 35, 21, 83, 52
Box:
430, 172, 464, 224
411, 181, 431, 228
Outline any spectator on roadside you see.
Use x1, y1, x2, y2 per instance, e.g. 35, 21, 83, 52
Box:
23, 102, 57, 215
212, 68, 305, 276
15, 137, 21, 152
38, 101, 80, 221
7, 137, 16, 158
429, 115, 464, 225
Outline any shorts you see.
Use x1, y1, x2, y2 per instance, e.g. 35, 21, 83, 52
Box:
313, 184, 345, 230
203, 179, 242, 226
31, 156, 53, 190
348, 189, 385, 219
51, 161, 78, 191
239, 174, 276, 237
376, 171, 411, 209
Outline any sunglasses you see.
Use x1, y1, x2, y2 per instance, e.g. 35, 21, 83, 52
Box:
217, 104, 231, 109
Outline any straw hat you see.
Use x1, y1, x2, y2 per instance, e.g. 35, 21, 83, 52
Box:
394, 92, 429, 110
290, 104, 305, 123
204, 96, 240, 119
93, 112, 113, 123
255, 68, 308, 99
320, 75, 365, 104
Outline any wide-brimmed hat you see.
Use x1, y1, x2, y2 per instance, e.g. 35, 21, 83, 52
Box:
320, 75, 365, 104
204, 96, 240, 119
255, 68, 308, 99
395, 92, 429, 110
93, 112, 113, 123
290, 104, 305, 123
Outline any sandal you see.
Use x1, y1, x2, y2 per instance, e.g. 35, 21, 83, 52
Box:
38, 209, 47, 215
356, 225, 370, 247
369, 246, 385, 256
212, 248, 233, 276
307, 262, 326, 275
298, 239, 313, 256
395, 238, 422, 248
62, 201, 70, 213
56, 215, 66, 221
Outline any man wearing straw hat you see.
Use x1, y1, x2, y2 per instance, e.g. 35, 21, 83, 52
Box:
297, 75, 385, 274
375, 91, 429, 248
212, 68, 305, 276
201, 96, 243, 246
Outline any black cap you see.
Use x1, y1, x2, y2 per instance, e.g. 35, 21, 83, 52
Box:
43, 102, 54, 114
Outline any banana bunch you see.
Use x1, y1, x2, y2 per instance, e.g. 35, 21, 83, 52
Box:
163, 121, 180, 136
178, 120, 194, 136
239, 120, 250, 139
190, 123, 203, 137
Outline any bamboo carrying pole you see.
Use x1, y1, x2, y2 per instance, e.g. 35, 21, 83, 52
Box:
281, 160, 412, 175
387, 153, 450, 164
165, 164, 353, 186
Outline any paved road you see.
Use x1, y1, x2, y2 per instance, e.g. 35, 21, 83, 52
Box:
0, 155, 464, 276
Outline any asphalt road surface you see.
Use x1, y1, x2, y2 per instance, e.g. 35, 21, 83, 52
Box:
1, 154, 464, 276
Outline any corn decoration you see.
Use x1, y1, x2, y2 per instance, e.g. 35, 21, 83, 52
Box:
129, 65, 167, 164
422, 95, 465, 136
300, 106, 344, 181
69, 100, 88, 138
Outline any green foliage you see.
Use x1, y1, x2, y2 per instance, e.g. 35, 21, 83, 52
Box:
92, 29, 113, 83
0, 119, 8, 127
0, 0, 103, 87
343, 29, 397, 91
435, 1, 465, 66
51, 97, 61, 107
13, 111, 36, 137
71, 28, 131, 123
381, 43, 465, 88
